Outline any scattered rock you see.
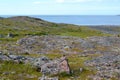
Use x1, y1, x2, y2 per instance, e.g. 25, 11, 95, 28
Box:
0, 55, 10, 61
1, 35, 120, 80
0, 53, 32, 64
7, 33, 14, 38
26, 74, 37, 79
38, 75, 59, 80
13, 36, 120, 54
79, 68, 83, 72
85, 53, 120, 79
2, 72, 10, 75
0, 52, 71, 76
0, 34, 4, 38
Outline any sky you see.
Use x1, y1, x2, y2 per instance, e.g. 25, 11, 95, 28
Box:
0, 0, 120, 15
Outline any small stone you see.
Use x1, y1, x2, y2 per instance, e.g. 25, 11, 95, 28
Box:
26, 74, 37, 79
2, 72, 10, 75
79, 68, 83, 72
38, 75, 59, 80
7, 33, 14, 38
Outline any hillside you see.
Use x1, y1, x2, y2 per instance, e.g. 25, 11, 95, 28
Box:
0, 16, 119, 80
0, 16, 110, 42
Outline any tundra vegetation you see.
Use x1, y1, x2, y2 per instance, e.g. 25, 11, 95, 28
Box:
0, 16, 120, 80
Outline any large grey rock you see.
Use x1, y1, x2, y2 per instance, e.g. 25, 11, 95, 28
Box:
41, 56, 71, 75
8, 55, 26, 60
32, 56, 71, 75
0, 53, 33, 64
0, 55, 10, 61
8, 55, 28, 63
32, 56, 50, 71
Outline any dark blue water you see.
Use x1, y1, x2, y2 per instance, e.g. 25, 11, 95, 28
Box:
1, 15, 120, 25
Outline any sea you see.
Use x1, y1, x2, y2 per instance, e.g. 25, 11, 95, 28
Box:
1, 15, 120, 26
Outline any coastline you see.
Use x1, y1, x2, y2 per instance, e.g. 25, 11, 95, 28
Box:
1, 15, 120, 26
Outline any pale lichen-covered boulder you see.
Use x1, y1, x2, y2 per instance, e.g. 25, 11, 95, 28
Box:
40, 56, 71, 75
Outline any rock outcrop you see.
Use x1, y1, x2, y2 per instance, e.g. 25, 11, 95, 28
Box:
0, 52, 33, 64
40, 56, 70, 75
14, 36, 120, 54
0, 52, 71, 76
1, 35, 120, 80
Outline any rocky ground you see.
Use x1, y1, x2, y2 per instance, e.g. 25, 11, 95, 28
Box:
85, 52, 120, 80
2, 35, 120, 54
0, 52, 70, 80
0, 16, 120, 80
0, 35, 120, 80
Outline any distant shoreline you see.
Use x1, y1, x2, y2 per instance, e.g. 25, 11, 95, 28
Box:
0, 15, 120, 26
